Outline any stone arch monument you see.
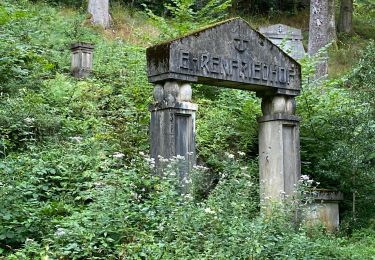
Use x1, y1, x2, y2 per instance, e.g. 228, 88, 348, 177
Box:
146, 18, 301, 202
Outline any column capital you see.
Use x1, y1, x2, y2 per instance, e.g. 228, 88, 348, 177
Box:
153, 81, 192, 103
261, 94, 296, 116
258, 95, 299, 123
150, 81, 197, 111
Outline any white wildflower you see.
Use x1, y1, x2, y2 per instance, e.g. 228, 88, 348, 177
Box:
182, 177, 192, 184
25, 238, 34, 244
55, 228, 66, 236
94, 182, 105, 187
175, 154, 185, 160
193, 165, 209, 171
145, 157, 155, 163
238, 151, 246, 156
168, 171, 176, 176
225, 152, 235, 159
113, 152, 125, 159
204, 208, 215, 214
24, 117, 35, 124
69, 136, 83, 142
183, 194, 193, 200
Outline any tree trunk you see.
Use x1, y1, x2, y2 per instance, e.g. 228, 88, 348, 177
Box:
88, 0, 111, 29
338, 0, 353, 33
308, 0, 337, 79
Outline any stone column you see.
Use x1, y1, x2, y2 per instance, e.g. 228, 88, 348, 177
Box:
258, 95, 301, 204
149, 81, 197, 191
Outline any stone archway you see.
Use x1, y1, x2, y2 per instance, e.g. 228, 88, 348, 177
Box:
146, 18, 301, 203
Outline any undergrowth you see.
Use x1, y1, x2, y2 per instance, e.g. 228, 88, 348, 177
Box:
1, 0, 375, 259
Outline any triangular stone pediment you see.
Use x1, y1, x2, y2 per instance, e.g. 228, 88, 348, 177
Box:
147, 18, 301, 96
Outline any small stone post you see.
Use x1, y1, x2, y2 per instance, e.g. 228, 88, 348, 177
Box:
70, 42, 95, 79
149, 81, 197, 192
258, 95, 301, 205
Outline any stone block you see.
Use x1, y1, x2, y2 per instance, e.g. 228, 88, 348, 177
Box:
259, 24, 305, 60
305, 189, 344, 232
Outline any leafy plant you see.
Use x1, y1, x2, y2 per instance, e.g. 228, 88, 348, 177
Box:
145, 0, 231, 40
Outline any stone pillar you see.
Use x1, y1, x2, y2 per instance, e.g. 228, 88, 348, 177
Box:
149, 81, 197, 191
258, 95, 301, 204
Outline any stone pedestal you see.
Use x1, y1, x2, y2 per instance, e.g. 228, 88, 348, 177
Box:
305, 189, 343, 232
150, 81, 197, 191
70, 42, 95, 79
258, 95, 301, 204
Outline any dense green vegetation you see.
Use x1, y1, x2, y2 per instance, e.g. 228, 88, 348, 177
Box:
1, 0, 375, 258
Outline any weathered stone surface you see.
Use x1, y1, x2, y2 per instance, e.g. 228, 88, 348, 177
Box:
308, 0, 337, 80
150, 81, 197, 193
70, 42, 95, 78
258, 95, 301, 203
88, 0, 111, 29
259, 24, 305, 60
305, 189, 344, 232
308, 0, 337, 55
338, 0, 353, 34
313, 189, 344, 202
147, 18, 301, 96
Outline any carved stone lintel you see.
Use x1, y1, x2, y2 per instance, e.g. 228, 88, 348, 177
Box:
146, 18, 301, 94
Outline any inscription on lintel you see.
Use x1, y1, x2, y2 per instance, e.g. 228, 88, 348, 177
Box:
178, 50, 296, 87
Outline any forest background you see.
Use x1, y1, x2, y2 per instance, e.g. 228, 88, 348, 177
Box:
1, 0, 375, 258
